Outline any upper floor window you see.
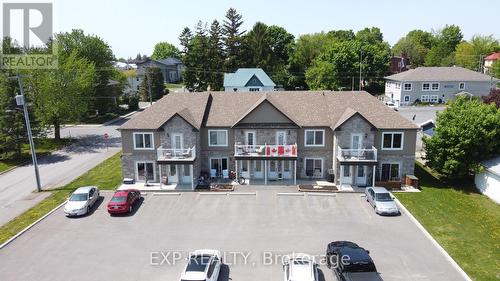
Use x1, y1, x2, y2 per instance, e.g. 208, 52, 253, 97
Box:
403, 83, 412, 91
431, 83, 440, 91
422, 83, 430, 91
395, 83, 401, 89
209, 130, 228, 146
459, 82, 465, 90
382, 132, 404, 150
133, 132, 154, 150
305, 130, 325, 146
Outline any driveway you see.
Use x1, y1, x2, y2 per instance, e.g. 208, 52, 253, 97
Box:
398, 106, 446, 125
0, 114, 135, 226
0, 189, 467, 281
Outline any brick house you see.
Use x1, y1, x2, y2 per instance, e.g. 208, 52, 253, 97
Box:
118, 91, 418, 189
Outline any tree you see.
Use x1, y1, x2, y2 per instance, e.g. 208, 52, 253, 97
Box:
483, 89, 500, 108
138, 67, 166, 101
27, 50, 96, 140
423, 96, 500, 179
55, 29, 116, 114
393, 30, 434, 67
182, 21, 211, 91
179, 27, 193, 57
492, 60, 500, 78
0, 72, 25, 158
151, 42, 180, 60
223, 8, 245, 72
244, 22, 271, 69
206, 20, 225, 90
425, 25, 463, 66
455, 35, 499, 71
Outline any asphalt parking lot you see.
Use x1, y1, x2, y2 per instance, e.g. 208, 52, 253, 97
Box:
0, 188, 467, 281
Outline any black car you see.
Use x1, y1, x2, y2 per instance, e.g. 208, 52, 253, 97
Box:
325, 241, 382, 281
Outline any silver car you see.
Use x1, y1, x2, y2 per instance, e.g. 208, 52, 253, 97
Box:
365, 187, 400, 215
64, 186, 100, 216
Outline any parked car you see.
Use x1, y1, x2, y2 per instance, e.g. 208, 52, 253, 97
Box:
180, 249, 221, 281
282, 253, 319, 281
64, 186, 100, 217
107, 189, 141, 214
325, 241, 382, 281
365, 186, 400, 215
385, 101, 399, 111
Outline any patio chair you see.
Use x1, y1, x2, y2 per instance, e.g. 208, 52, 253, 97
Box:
222, 169, 229, 179
256, 145, 266, 155
181, 147, 191, 158
210, 169, 217, 179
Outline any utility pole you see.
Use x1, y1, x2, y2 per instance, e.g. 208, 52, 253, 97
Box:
359, 49, 364, 91
14, 75, 42, 192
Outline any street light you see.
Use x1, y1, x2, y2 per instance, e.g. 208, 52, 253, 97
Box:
14, 77, 42, 192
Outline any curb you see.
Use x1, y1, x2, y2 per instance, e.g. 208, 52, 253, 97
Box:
394, 198, 472, 281
0, 199, 67, 250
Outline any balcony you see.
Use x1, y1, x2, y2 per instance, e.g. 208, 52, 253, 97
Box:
337, 146, 377, 163
234, 144, 297, 159
157, 145, 196, 163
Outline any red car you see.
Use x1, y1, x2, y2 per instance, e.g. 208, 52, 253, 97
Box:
107, 189, 141, 214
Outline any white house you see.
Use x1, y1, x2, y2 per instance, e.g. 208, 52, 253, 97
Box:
223, 68, 276, 92
384, 67, 498, 105
475, 156, 500, 204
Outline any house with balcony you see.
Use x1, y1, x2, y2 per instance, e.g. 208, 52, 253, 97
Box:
118, 91, 418, 190
384, 66, 498, 105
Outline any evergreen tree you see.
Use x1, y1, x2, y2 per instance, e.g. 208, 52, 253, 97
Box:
207, 20, 225, 90
138, 67, 166, 101
223, 8, 245, 72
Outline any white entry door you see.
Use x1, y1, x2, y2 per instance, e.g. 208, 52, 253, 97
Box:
276, 131, 287, 145
341, 165, 353, 185
283, 161, 292, 179
241, 160, 250, 178
181, 165, 192, 184
356, 166, 367, 186
172, 133, 183, 150
167, 165, 178, 183
268, 160, 278, 179
253, 160, 263, 179
351, 134, 362, 149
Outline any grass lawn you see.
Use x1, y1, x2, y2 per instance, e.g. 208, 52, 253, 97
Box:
0, 151, 122, 245
0, 138, 74, 173
165, 83, 184, 89
82, 108, 134, 124
397, 163, 500, 281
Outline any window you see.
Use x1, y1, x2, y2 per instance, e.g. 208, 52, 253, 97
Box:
210, 158, 228, 177
133, 133, 154, 149
305, 158, 323, 177
381, 163, 400, 181
459, 82, 465, 90
430, 95, 438, 103
136, 162, 155, 181
422, 83, 430, 91
404, 95, 410, 102
395, 83, 401, 90
421, 95, 429, 102
305, 130, 325, 146
382, 132, 404, 150
403, 83, 412, 91
249, 88, 260, 91
208, 130, 228, 146
431, 83, 439, 91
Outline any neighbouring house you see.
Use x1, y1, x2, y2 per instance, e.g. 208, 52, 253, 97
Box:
118, 91, 418, 190
136, 57, 185, 85
484, 52, 499, 74
475, 156, 500, 204
389, 56, 410, 74
224, 68, 276, 92
384, 66, 499, 105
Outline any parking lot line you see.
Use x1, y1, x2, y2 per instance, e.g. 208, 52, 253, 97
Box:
228, 192, 257, 196
306, 192, 336, 197
276, 192, 304, 196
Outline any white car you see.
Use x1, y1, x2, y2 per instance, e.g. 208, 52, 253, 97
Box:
64, 186, 100, 216
365, 186, 400, 215
385, 101, 399, 111
283, 253, 319, 281
180, 249, 221, 281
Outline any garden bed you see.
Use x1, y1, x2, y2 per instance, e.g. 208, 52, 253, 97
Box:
195, 184, 234, 192
298, 185, 337, 192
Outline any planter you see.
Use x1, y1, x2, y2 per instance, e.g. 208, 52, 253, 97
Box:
298, 185, 337, 192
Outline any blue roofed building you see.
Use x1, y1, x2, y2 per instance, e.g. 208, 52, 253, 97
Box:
223, 68, 276, 92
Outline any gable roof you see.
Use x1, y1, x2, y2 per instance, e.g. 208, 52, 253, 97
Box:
119, 93, 210, 130
485, 52, 500, 61
223, 68, 276, 88
120, 91, 418, 131
231, 94, 300, 127
385, 67, 497, 82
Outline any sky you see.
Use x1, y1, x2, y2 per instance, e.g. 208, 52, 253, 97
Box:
52, 0, 500, 59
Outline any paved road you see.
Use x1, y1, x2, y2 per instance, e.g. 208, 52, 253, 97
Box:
0, 115, 134, 226
0, 190, 468, 281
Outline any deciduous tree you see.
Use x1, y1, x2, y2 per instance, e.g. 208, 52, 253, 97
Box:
151, 42, 180, 60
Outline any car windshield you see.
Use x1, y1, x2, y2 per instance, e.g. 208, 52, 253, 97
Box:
186, 256, 210, 272
69, 193, 87, 201
375, 193, 393, 202
111, 196, 126, 202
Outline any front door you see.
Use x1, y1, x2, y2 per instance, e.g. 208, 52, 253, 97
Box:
341, 165, 353, 185
241, 160, 250, 178
253, 160, 263, 179
137, 162, 155, 182
356, 166, 367, 186
181, 165, 192, 184
282, 160, 292, 179
245, 131, 256, 146
210, 158, 228, 178
167, 165, 178, 183
276, 131, 287, 145
172, 133, 183, 156
351, 134, 362, 149
305, 158, 323, 179
268, 160, 278, 180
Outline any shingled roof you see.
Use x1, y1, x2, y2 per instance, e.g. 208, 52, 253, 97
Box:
385, 66, 498, 82
119, 91, 417, 130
